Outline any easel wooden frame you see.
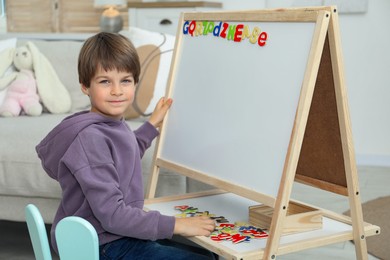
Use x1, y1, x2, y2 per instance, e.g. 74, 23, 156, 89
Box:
145, 6, 380, 259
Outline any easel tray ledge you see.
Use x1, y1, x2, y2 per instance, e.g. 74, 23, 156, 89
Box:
144, 192, 380, 260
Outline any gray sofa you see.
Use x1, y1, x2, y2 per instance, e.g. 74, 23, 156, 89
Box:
0, 32, 195, 223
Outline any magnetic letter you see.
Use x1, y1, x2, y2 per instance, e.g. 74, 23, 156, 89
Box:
227, 25, 236, 41
194, 21, 203, 36
220, 22, 229, 38
241, 25, 251, 40
183, 21, 189, 35
258, 31, 268, 46
204, 21, 215, 35
249, 27, 260, 44
213, 22, 222, 36
234, 24, 244, 42
188, 20, 196, 36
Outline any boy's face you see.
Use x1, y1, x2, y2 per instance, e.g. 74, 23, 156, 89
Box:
82, 66, 136, 120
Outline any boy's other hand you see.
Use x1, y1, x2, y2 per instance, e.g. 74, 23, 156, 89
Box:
174, 216, 216, 237
148, 97, 173, 128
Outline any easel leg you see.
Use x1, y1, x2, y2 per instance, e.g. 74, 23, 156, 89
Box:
327, 6, 368, 259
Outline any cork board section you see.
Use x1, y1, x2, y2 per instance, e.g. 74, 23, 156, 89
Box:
295, 34, 347, 196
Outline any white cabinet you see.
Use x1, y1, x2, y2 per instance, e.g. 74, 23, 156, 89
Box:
128, 2, 222, 35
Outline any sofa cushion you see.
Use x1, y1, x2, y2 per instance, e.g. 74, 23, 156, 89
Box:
0, 114, 65, 198
0, 38, 17, 105
124, 44, 161, 119
0, 113, 147, 199
120, 28, 175, 119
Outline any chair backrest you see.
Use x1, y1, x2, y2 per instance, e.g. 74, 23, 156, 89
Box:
25, 204, 52, 260
55, 216, 99, 260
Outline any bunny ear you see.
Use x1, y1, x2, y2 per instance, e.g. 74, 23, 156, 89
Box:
27, 41, 72, 114
0, 47, 15, 76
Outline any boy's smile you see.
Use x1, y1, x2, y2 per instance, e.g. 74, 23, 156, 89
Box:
82, 66, 136, 120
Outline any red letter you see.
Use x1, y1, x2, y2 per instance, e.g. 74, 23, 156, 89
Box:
220, 22, 229, 38
188, 20, 196, 36
258, 32, 268, 46
234, 24, 244, 42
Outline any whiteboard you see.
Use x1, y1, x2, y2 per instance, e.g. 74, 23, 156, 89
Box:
159, 19, 317, 199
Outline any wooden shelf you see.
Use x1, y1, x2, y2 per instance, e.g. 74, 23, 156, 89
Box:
127, 1, 222, 9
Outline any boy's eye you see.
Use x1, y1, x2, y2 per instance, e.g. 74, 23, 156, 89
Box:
99, 80, 110, 84
122, 78, 134, 84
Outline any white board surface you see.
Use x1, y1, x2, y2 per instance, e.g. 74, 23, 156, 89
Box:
160, 20, 316, 199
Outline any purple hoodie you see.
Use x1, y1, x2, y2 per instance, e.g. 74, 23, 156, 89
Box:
36, 111, 175, 253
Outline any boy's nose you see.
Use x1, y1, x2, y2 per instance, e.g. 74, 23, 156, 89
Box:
110, 84, 123, 95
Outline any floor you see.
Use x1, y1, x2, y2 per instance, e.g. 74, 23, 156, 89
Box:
278, 165, 389, 260
0, 166, 388, 260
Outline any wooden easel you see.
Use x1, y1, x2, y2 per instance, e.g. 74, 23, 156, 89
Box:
145, 6, 380, 259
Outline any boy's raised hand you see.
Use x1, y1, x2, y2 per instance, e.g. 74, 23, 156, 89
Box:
174, 216, 216, 237
148, 97, 173, 128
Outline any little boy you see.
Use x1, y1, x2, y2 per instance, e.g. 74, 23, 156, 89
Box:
36, 32, 215, 259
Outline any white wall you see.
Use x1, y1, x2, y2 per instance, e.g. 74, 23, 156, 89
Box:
338, 1, 390, 166
0, 0, 6, 32
208, 0, 390, 166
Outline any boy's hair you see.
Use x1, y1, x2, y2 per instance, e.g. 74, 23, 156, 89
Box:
78, 32, 141, 87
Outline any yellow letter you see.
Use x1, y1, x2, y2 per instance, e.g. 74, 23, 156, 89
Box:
249, 27, 261, 44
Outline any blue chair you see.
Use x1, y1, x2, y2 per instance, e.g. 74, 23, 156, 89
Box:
55, 216, 99, 260
25, 204, 52, 260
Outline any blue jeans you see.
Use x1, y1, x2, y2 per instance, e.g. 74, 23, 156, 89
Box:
99, 236, 216, 260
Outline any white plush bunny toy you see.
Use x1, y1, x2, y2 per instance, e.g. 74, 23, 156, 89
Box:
0, 41, 71, 117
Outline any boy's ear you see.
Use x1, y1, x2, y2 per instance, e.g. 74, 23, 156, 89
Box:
81, 84, 89, 96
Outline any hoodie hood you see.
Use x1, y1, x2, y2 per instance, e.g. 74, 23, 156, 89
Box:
36, 111, 122, 180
